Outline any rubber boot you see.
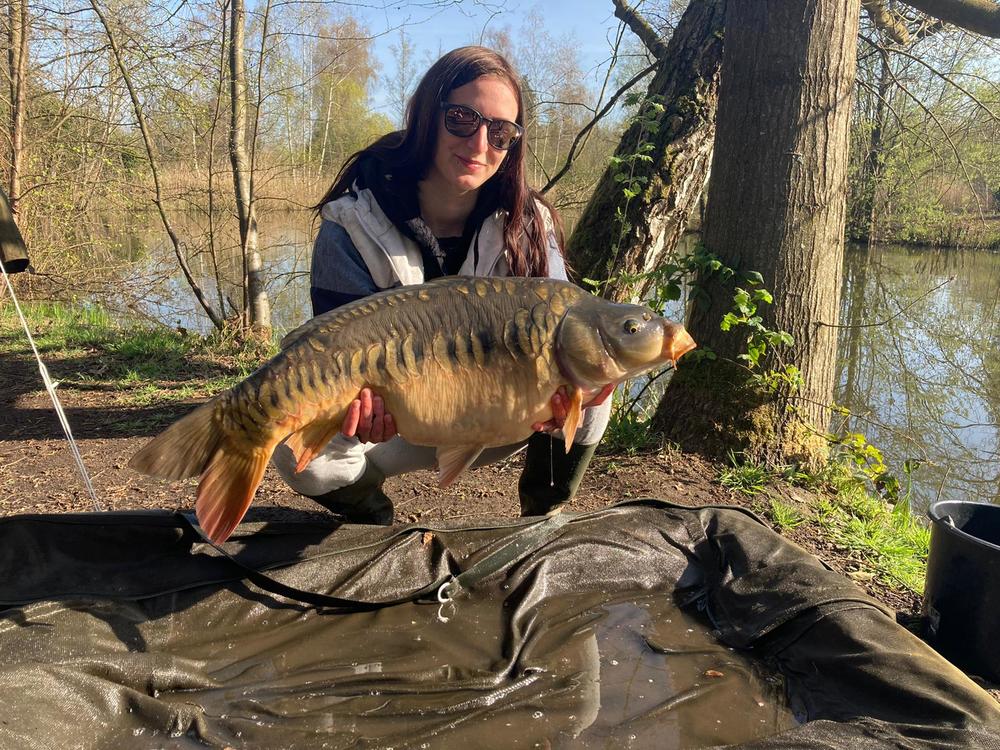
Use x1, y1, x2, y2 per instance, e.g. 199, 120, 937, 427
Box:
305, 463, 395, 525
518, 432, 599, 517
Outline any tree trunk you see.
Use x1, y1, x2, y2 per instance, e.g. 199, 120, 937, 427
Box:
653, 0, 861, 468
229, 0, 270, 333
849, 46, 892, 243
7, 0, 28, 215
566, 0, 724, 302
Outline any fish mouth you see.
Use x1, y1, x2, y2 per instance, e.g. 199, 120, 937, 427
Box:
662, 323, 696, 364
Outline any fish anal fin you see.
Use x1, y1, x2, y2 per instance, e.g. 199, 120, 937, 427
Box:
285, 420, 342, 473
195, 446, 271, 544
435, 446, 484, 489
563, 386, 583, 453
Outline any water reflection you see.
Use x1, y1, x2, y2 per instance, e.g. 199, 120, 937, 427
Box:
126, 214, 316, 335
835, 243, 1000, 510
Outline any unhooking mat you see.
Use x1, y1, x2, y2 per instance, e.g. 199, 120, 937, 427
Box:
1, 499, 998, 749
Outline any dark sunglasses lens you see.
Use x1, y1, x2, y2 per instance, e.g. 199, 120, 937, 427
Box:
443, 104, 521, 149
488, 122, 520, 150
444, 106, 480, 137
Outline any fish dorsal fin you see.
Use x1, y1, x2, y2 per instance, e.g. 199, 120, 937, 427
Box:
562, 386, 583, 453
279, 317, 335, 351
435, 445, 484, 488
284, 420, 342, 473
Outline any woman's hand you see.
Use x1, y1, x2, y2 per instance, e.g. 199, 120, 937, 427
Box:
532, 383, 616, 434
342, 387, 398, 443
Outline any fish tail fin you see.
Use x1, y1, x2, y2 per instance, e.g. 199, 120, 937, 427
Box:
129, 401, 222, 480
195, 445, 272, 544
131, 397, 274, 544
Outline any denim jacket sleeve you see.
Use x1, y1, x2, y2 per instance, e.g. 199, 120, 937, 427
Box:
310, 219, 382, 317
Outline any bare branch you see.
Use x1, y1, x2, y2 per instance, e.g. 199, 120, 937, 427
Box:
899, 0, 1000, 37
815, 276, 955, 328
88, 0, 224, 330
540, 60, 659, 194
868, 35, 989, 222
886, 43, 1000, 123
612, 0, 668, 59
862, 0, 911, 44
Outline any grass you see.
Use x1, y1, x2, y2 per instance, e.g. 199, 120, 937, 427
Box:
718, 451, 772, 495
599, 384, 667, 455
719, 451, 929, 595
765, 497, 806, 531
1, 300, 276, 405
814, 463, 930, 594
0, 301, 112, 353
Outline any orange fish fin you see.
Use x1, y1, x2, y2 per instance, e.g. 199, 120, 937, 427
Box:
435, 446, 484, 489
130, 400, 221, 480
195, 446, 271, 544
284, 420, 341, 473
563, 386, 583, 453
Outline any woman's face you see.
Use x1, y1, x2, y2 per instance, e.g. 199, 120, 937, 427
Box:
428, 75, 519, 195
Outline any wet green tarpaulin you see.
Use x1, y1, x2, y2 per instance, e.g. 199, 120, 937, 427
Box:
1, 500, 998, 749
0, 185, 28, 275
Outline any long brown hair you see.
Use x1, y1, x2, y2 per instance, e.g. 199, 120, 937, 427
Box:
315, 45, 562, 277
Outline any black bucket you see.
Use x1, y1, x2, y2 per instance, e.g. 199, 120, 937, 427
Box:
923, 500, 1000, 684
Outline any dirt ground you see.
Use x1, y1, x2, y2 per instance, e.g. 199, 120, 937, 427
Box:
3, 338, 998, 703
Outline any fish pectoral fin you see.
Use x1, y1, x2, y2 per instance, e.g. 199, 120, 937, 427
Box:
435, 446, 484, 489
563, 386, 584, 453
285, 420, 342, 473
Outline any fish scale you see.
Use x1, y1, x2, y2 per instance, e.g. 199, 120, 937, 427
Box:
130, 276, 696, 544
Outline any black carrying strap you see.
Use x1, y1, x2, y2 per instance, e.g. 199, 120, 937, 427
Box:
177, 511, 571, 614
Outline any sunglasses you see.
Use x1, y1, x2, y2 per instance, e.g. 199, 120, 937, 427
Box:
439, 102, 523, 151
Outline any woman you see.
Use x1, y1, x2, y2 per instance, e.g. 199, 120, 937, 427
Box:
272, 46, 612, 523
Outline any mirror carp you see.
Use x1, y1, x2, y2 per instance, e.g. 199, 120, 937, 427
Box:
130, 276, 696, 543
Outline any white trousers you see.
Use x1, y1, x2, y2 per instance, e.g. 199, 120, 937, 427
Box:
272, 399, 612, 497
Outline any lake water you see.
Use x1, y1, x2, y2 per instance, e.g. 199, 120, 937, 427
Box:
835, 243, 1000, 510
127, 224, 1000, 511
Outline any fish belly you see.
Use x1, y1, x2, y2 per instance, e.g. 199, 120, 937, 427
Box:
380, 357, 559, 448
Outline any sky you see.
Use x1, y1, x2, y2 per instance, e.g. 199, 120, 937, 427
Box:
349, 1, 627, 116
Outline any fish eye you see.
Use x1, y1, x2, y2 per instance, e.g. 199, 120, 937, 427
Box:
623, 318, 641, 335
